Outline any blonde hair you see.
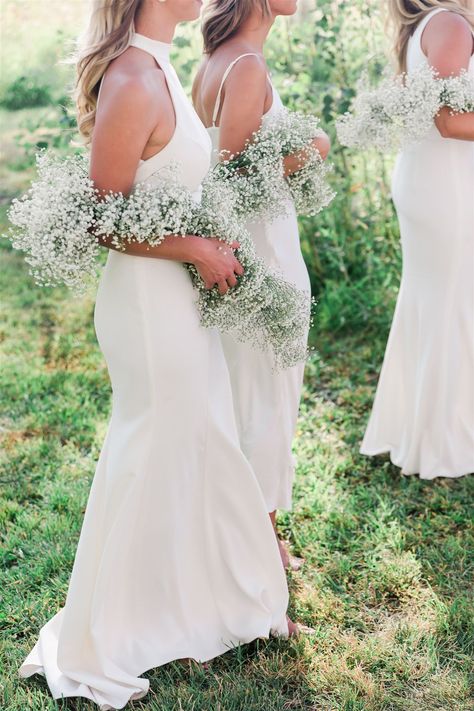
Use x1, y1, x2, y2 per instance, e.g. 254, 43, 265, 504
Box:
387, 0, 474, 72
75, 0, 143, 142
202, 0, 271, 54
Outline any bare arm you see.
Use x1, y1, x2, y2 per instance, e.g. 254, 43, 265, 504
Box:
282, 134, 331, 177
217, 55, 267, 157
422, 12, 474, 141
90, 67, 243, 293
217, 55, 330, 171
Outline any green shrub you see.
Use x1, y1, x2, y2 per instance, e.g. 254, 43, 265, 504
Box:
6, 1, 401, 339
0, 74, 53, 110
262, 0, 401, 338
10, 102, 79, 170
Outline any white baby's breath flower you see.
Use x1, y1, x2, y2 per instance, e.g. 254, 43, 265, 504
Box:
440, 71, 474, 114
336, 64, 474, 152
186, 170, 312, 370
4, 151, 311, 370
213, 108, 335, 221
94, 163, 192, 249
6, 151, 99, 293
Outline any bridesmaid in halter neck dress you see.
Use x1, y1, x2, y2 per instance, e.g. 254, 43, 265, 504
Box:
17, 2, 297, 708
193, 0, 330, 564
361, 4, 474, 479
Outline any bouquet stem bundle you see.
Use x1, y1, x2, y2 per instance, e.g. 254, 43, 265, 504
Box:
5, 151, 311, 370
336, 64, 474, 152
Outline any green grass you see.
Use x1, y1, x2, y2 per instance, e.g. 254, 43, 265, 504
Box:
1, 222, 473, 711
1, 2, 473, 707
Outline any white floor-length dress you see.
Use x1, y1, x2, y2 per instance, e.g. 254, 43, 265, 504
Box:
207, 55, 311, 512
18, 34, 289, 710
361, 8, 474, 479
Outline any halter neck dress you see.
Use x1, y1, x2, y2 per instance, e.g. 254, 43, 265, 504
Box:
361, 8, 474, 478
18, 33, 289, 710
207, 53, 311, 512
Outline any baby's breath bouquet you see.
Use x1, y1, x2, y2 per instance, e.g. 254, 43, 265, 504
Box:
213, 109, 335, 221
439, 70, 474, 113
94, 166, 193, 248
190, 173, 311, 369
7, 151, 99, 292
5, 150, 310, 370
336, 64, 474, 152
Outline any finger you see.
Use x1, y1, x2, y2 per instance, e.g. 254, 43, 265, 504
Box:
204, 279, 216, 290
233, 259, 244, 276
218, 280, 229, 295
230, 241, 240, 250
226, 274, 238, 288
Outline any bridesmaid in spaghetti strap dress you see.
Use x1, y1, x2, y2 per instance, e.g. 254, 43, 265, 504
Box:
17, 1, 304, 708
193, 0, 330, 567
361, 2, 474, 479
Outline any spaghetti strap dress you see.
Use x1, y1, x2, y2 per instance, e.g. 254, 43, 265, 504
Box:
207, 54, 311, 512
360, 8, 474, 479
18, 33, 289, 711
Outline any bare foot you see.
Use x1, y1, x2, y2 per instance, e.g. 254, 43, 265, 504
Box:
277, 537, 290, 569
286, 615, 317, 637
269, 512, 304, 571
278, 538, 305, 571
287, 615, 300, 636
288, 553, 305, 571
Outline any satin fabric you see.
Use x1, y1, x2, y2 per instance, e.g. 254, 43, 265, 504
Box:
18, 34, 289, 710
207, 56, 311, 511
361, 8, 474, 478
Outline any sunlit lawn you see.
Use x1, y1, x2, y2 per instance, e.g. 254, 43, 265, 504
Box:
1, 1, 473, 707
1, 207, 473, 711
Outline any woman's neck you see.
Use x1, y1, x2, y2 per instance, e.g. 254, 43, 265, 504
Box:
134, 5, 176, 45
232, 10, 275, 52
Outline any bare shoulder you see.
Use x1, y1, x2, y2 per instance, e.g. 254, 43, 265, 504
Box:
224, 52, 267, 91
422, 10, 473, 50
227, 52, 267, 79
98, 48, 169, 122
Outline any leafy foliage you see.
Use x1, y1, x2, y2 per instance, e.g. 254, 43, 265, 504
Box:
0, 75, 53, 110
1, 3, 473, 710
264, 1, 401, 336
1, 239, 473, 711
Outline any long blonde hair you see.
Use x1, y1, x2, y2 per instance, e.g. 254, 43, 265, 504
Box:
388, 0, 474, 72
202, 0, 271, 54
75, 0, 143, 142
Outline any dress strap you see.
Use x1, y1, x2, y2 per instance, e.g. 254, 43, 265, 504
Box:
211, 52, 262, 127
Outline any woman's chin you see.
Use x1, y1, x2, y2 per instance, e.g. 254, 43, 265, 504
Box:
271, 0, 298, 18
190, 0, 203, 20
178, 0, 203, 23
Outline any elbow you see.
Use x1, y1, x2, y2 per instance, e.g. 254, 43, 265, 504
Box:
436, 120, 452, 138
314, 132, 331, 160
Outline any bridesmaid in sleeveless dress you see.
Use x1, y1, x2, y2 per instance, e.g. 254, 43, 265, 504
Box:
17, 1, 308, 708
192, 0, 330, 567
361, 1, 474, 479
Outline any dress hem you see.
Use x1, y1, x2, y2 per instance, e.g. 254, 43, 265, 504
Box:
360, 445, 474, 480
18, 617, 290, 711
264, 461, 295, 513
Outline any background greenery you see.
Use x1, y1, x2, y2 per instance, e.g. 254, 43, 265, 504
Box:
1, 1, 473, 709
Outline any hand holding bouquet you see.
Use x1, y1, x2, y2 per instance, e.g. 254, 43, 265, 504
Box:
190, 172, 311, 369
336, 63, 474, 152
